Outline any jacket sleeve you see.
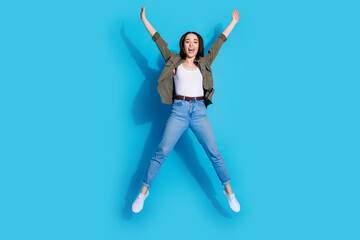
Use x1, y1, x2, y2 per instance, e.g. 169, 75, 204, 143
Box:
152, 32, 173, 62
204, 33, 227, 66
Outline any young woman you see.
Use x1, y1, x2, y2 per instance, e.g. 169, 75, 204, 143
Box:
132, 7, 241, 213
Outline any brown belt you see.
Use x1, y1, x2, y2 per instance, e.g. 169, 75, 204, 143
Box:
175, 95, 204, 101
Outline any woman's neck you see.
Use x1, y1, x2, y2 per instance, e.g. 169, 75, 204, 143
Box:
184, 56, 196, 64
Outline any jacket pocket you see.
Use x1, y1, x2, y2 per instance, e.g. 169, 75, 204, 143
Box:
204, 88, 215, 105
205, 64, 212, 72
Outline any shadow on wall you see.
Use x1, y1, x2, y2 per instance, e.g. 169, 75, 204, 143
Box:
118, 22, 232, 220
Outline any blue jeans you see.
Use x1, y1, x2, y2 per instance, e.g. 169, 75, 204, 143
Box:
142, 98, 231, 188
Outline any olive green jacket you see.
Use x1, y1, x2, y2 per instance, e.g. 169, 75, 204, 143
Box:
151, 31, 227, 107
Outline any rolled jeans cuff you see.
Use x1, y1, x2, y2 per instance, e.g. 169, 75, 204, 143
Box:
222, 179, 231, 186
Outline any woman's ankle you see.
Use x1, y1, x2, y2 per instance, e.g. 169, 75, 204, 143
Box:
224, 186, 233, 195
141, 186, 148, 194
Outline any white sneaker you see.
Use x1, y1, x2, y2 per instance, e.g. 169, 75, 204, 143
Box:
132, 190, 149, 213
223, 189, 240, 212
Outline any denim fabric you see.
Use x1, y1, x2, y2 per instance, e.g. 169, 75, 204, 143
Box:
142, 98, 231, 188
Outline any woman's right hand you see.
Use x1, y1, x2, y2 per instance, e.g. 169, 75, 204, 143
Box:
232, 9, 240, 24
140, 7, 146, 21
140, 7, 156, 37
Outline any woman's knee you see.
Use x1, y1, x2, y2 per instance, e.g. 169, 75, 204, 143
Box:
207, 148, 224, 162
152, 146, 171, 164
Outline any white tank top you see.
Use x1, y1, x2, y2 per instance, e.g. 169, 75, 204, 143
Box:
174, 63, 204, 97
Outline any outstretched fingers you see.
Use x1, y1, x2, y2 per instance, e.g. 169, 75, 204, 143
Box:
232, 9, 240, 22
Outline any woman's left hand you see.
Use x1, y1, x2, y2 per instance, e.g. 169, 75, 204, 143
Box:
232, 9, 240, 24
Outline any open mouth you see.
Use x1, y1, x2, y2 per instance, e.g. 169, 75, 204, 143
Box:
188, 48, 195, 54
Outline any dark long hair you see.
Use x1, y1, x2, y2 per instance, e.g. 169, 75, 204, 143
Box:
179, 32, 204, 60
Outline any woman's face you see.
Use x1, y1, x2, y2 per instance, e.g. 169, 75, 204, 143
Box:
183, 33, 199, 58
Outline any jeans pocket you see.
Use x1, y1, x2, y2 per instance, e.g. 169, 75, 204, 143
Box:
197, 100, 206, 107
173, 99, 183, 106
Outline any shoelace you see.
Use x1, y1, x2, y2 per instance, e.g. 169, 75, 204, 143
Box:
138, 193, 146, 200
228, 193, 236, 200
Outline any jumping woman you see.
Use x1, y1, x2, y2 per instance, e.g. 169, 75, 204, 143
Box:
132, 7, 241, 213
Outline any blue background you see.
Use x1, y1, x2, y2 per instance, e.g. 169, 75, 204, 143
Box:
1, 0, 359, 239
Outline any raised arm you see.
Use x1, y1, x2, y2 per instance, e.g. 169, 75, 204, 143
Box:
222, 9, 240, 38
204, 9, 240, 66
140, 7, 172, 61
140, 7, 156, 37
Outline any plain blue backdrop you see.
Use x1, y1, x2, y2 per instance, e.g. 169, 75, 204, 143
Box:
1, 0, 359, 239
